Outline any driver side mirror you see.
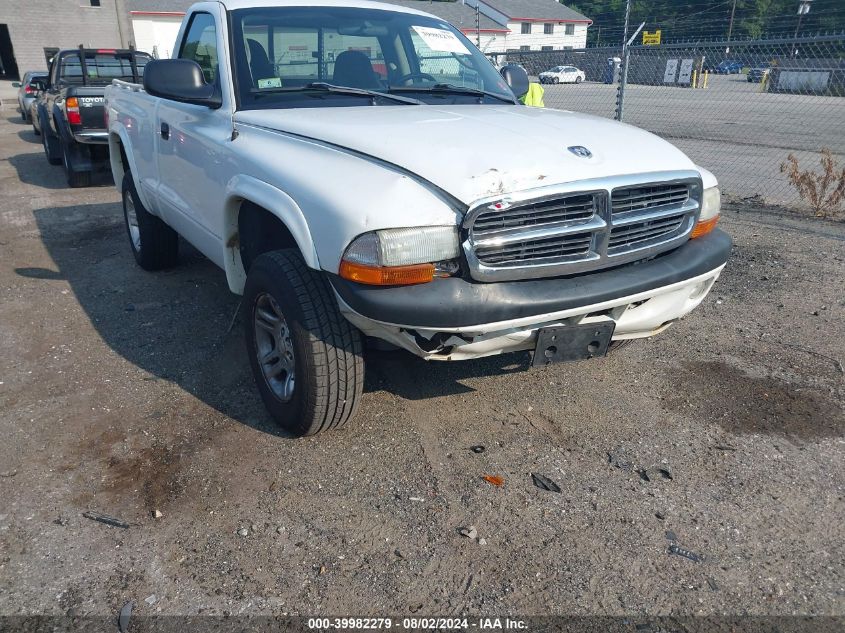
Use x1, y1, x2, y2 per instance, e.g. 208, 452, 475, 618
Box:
143, 59, 222, 109
12, 81, 21, 88
500, 65, 529, 99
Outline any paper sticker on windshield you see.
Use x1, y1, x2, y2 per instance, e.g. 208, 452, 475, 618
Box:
258, 77, 282, 89
412, 26, 471, 55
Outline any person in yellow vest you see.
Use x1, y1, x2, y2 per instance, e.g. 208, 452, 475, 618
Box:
520, 82, 545, 107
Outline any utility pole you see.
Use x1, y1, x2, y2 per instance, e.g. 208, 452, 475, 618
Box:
726, 0, 737, 53
621, 0, 631, 52
615, 0, 635, 122
476, 4, 481, 48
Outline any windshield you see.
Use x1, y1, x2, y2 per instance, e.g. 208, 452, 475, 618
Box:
231, 6, 515, 109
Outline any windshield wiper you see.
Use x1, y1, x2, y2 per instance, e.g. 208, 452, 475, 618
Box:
389, 83, 515, 104
250, 82, 423, 105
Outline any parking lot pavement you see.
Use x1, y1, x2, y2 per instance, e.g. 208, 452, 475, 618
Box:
539, 74, 845, 205
0, 110, 843, 619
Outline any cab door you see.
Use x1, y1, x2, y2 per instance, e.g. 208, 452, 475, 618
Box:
155, 7, 233, 267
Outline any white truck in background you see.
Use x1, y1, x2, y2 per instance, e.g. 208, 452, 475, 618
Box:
105, 0, 730, 436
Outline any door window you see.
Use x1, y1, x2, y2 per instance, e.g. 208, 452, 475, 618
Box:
179, 12, 218, 83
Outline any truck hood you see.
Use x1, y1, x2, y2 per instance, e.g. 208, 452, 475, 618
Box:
234, 105, 699, 205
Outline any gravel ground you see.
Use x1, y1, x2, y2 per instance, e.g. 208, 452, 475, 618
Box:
0, 109, 843, 623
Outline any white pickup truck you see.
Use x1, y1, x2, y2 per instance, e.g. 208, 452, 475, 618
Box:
105, 0, 730, 436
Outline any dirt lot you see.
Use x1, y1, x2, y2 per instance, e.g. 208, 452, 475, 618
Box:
0, 109, 843, 624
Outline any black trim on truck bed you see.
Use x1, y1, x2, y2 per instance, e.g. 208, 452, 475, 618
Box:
328, 229, 732, 329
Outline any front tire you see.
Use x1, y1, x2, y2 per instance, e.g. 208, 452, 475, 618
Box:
243, 250, 364, 436
122, 171, 178, 270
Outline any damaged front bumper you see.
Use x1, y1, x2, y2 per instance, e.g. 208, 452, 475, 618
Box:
330, 229, 731, 361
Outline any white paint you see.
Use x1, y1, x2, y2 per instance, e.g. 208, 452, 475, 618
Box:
235, 106, 699, 205
130, 15, 183, 59
339, 266, 725, 360
109, 0, 721, 347
501, 21, 588, 52
539, 65, 586, 83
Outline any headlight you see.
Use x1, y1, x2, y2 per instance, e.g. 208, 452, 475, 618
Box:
692, 186, 720, 238
339, 226, 460, 286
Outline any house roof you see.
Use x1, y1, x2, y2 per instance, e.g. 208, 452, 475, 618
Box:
382, 1, 508, 32
477, 0, 590, 23
125, 0, 509, 32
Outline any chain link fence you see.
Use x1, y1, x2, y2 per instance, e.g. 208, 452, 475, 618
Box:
491, 34, 845, 210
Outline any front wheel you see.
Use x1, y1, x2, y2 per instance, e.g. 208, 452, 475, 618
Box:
243, 250, 364, 436
553, 77, 560, 84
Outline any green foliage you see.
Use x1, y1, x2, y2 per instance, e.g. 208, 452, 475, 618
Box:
566, 0, 844, 44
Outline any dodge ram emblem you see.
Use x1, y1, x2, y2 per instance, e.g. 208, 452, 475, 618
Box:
568, 146, 592, 158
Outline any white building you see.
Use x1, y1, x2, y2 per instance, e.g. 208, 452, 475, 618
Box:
124, 0, 591, 60
463, 0, 591, 51
126, 0, 192, 59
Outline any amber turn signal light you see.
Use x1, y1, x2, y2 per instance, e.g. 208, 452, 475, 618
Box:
691, 215, 719, 239
65, 97, 82, 125
339, 261, 435, 286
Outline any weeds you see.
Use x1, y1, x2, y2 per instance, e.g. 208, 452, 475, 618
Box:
780, 149, 845, 220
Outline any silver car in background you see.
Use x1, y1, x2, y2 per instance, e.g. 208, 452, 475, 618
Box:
12, 71, 48, 122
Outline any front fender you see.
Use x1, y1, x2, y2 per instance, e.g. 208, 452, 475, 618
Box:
108, 126, 156, 211
223, 174, 319, 294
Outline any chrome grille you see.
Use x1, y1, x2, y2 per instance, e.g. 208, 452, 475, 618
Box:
475, 231, 594, 265
472, 193, 596, 233
462, 171, 703, 282
611, 183, 690, 214
608, 183, 694, 254
608, 212, 688, 251
468, 191, 603, 270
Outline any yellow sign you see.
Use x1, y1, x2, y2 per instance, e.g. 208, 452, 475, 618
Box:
642, 30, 662, 46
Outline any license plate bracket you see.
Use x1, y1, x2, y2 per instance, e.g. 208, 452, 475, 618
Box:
532, 322, 616, 367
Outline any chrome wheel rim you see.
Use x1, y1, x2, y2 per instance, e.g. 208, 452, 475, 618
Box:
124, 190, 141, 251
253, 292, 295, 402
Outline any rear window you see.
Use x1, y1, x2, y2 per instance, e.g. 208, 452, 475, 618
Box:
59, 52, 151, 83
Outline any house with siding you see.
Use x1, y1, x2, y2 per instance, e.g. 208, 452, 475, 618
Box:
463, 0, 591, 51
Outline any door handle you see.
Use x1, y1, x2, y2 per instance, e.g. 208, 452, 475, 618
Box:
160, 122, 170, 140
